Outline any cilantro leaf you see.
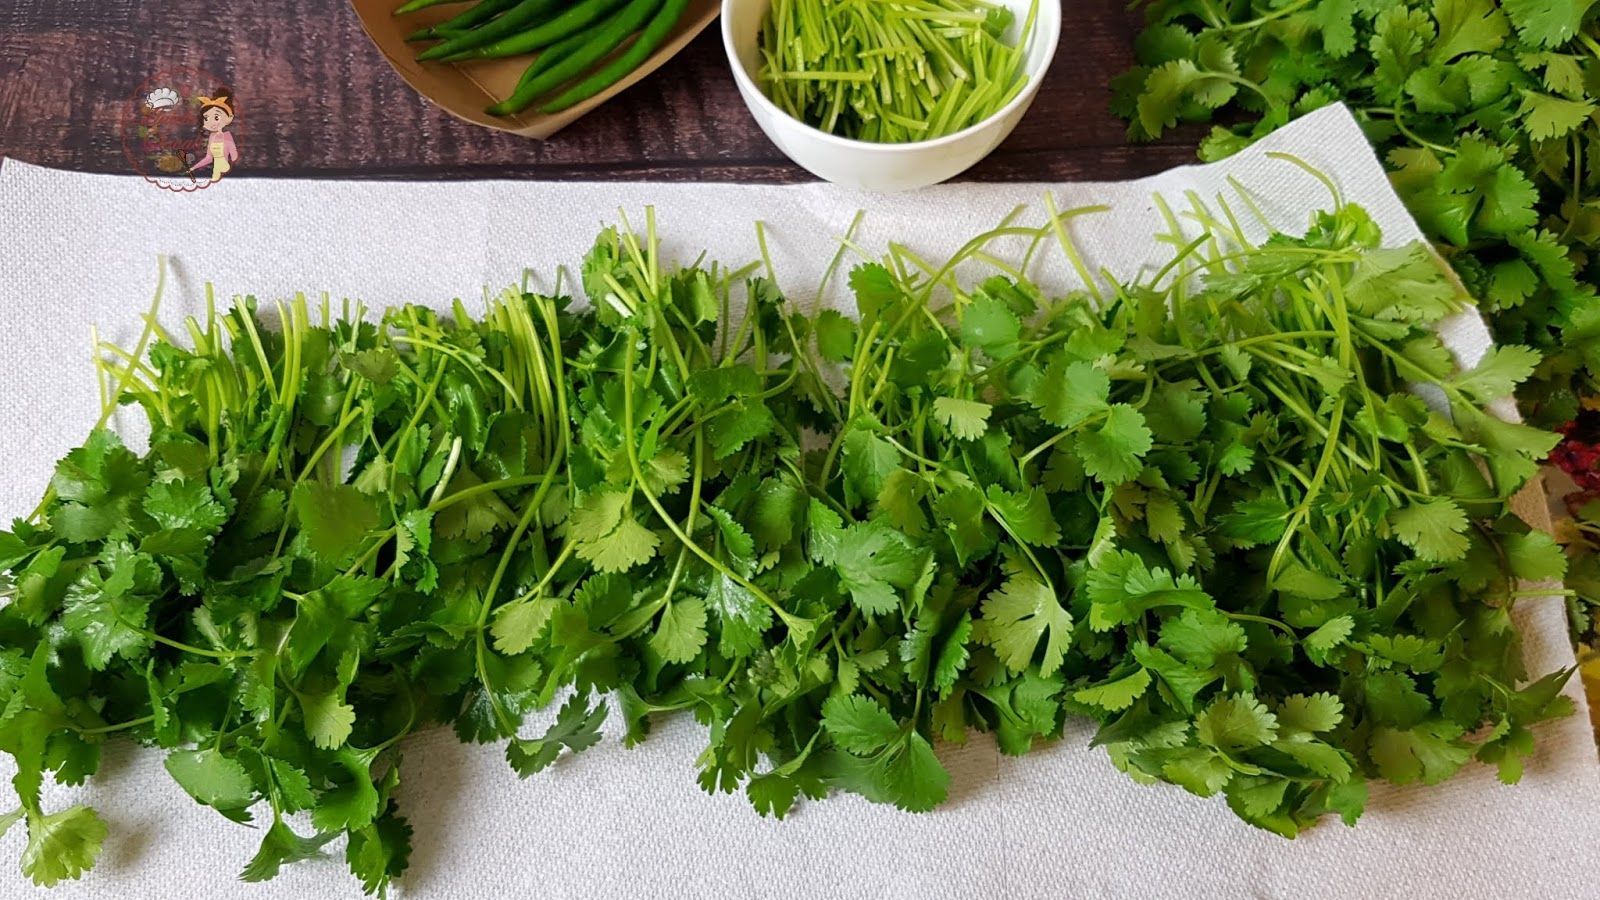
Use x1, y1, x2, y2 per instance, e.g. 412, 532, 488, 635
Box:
300, 687, 357, 751
240, 820, 336, 882
1073, 405, 1153, 485
651, 598, 709, 664
144, 478, 227, 534
706, 400, 776, 459
1030, 358, 1109, 427
293, 482, 380, 565
490, 595, 556, 656
1390, 498, 1471, 561
60, 551, 159, 670
1519, 90, 1596, 140
932, 613, 973, 696
984, 486, 1061, 546
506, 694, 607, 777
821, 696, 949, 813
821, 694, 901, 753
1073, 667, 1151, 711
345, 808, 412, 897
840, 426, 900, 509
749, 476, 804, 551
1085, 550, 1211, 631
1368, 721, 1473, 784
814, 309, 856, 362
1504, 0, 1598, 48
1196, 694, 1278, 752
570, 492, 660, 573
1345, 244, 1458, 322
163, 748, 255, 810
976, 575, 1074, 676
1431, 0, 1508, 62
931, 396, 992, 441
1449, 345, 1541, 401
959, 291, 1021, 355
706, 573, 774, 658
830, 523, 924, 615
20, 806, 106, 887
1277, 693, 1344, 734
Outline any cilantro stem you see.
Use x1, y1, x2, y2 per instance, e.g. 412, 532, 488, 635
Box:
620, 335, 800, 634
271, 407, 366, 557
96, 258, 167, 433
472, 486, 549, 736
74, 714, 155, 736
1222, 611, 1295, 637
25, 259, 168, 525
428, 437, 465, 507
1213, 0, 1313, 31
816, 209, 865, 299
145, 631, 246, 660
507, 543, 576, 608
1266, 269, 1356, 580
392, 334, 518, 402
1044, 197, 1110, 302
880, 433, 940, 469
429, 474, 557, 512
1019, 412, 1105, 468
1365, 107, 1454, 156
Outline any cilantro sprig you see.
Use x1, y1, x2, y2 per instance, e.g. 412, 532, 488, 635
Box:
1111, 0, 1600, 663
0, 195, 1573, 892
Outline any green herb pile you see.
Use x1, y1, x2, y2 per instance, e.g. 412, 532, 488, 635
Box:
1113, 0, 1600, 425
759, 0, 1037, 142
1110, 0, 1600, 667
0, 200, 1573, 894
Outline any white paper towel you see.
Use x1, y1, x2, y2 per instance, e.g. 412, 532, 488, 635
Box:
0, 104, 1596, 900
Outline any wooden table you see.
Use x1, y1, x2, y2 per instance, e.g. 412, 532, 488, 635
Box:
0, 1, 1196, 181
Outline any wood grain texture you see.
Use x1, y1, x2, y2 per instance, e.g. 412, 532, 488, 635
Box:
0, 0, 1204, 181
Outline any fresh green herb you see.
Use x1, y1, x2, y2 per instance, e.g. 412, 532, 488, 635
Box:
0, 196, 1570, 894
759, 0, 1038, 142
1110, 0, 1600, 729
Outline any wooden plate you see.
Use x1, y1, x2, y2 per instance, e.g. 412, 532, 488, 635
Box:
350, 0, 721, 138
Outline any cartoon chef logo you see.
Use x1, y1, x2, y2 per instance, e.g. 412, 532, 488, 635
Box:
122, 69, 241, 192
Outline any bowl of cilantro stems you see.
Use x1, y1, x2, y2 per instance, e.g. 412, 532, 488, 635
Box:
723, 0, 1060, 191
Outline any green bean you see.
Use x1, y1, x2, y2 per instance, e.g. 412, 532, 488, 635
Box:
405, 0, 521, 42
517, 25, 595, 84
485, 0, 663, 115
539, 0, 687, 113
492, 24, 605, 102
415, 0, 568, 61
449, 0, 632, 60
395, 0, 461, 15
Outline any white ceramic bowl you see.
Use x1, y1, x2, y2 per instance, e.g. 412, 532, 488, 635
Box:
722, 0, 1061, 192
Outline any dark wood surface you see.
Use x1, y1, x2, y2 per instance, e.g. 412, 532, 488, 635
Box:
0, 0, 1199, 182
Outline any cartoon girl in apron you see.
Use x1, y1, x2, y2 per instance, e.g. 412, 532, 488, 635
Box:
189, 92, 239, 183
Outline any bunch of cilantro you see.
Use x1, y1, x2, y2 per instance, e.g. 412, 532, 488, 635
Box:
0, 199, 1574, 894
1111, 0, 1600, 701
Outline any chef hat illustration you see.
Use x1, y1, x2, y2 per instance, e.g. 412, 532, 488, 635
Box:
144, 87, 181, 110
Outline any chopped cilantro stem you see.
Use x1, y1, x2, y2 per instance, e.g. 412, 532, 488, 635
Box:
759, 0, 1038, 142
